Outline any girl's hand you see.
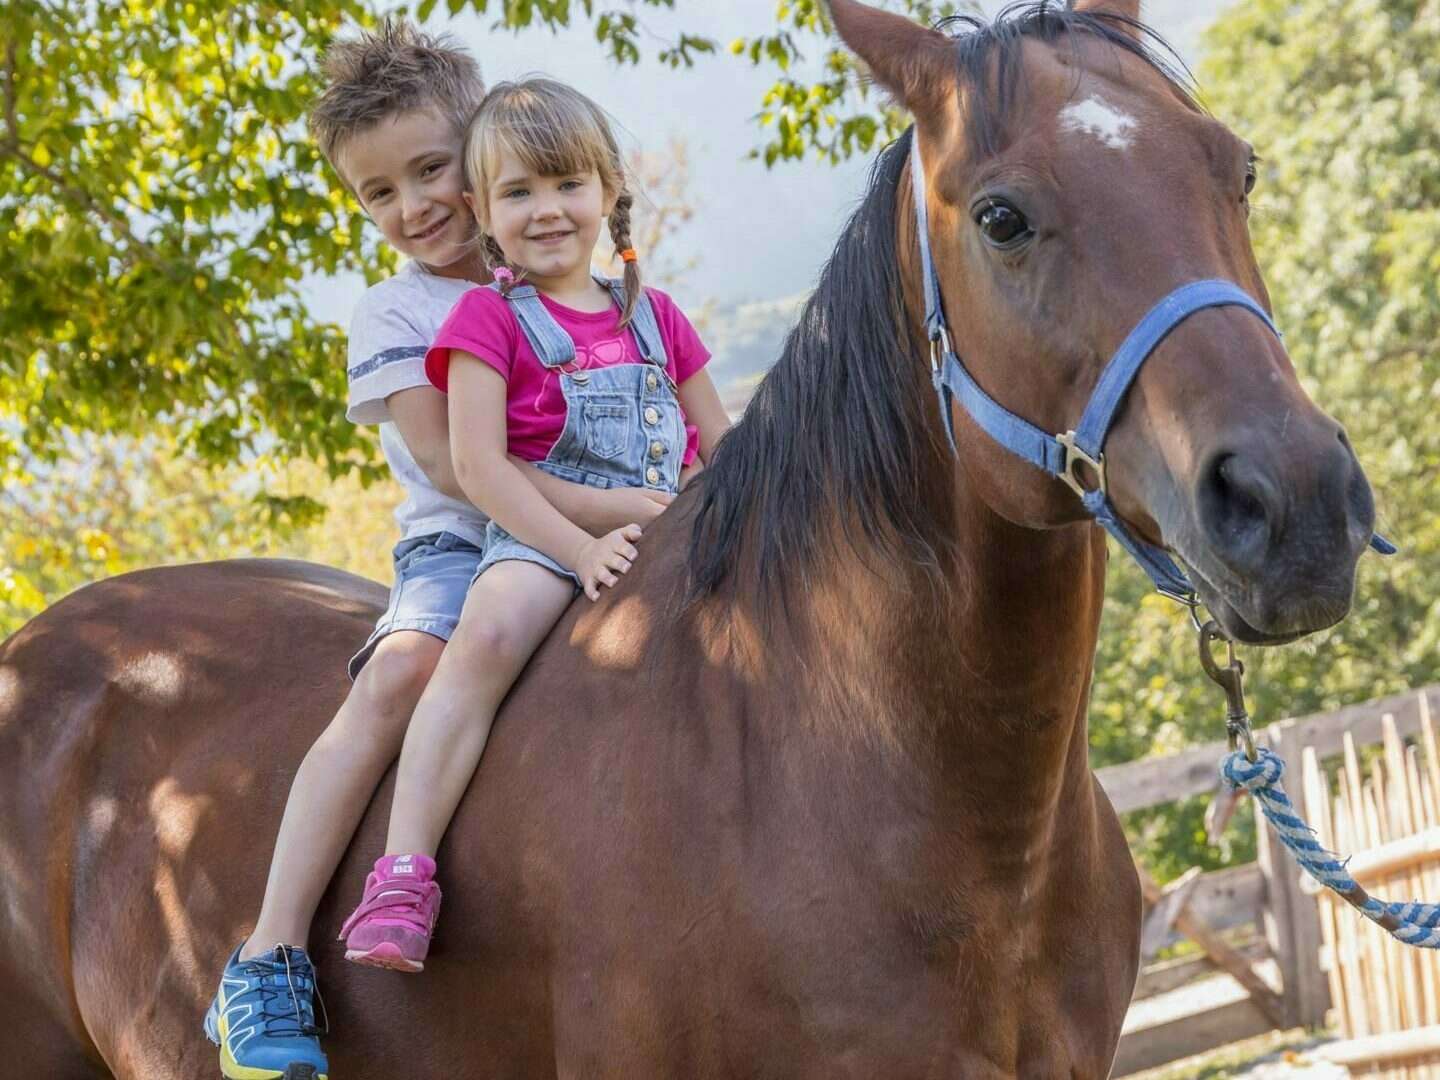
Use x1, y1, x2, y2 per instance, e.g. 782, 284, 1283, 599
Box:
574, 524, 643, 601
590, 488, 673, 533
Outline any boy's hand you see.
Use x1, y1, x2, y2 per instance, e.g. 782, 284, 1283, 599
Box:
589, 488, 672, 533
575, 524, 643, 602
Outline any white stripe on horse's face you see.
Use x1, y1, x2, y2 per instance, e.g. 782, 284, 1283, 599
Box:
1058, 96, 1137, 151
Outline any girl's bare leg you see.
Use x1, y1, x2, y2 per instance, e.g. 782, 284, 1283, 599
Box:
384, 561, 575, 856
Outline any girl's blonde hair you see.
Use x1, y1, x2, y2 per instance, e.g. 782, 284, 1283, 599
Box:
464, 78, 641, 328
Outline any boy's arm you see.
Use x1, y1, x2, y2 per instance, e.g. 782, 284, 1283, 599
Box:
388, 384, 649, 531
387, 386, 467, 501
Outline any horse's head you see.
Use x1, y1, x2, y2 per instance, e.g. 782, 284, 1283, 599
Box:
828, 0, 1379, 644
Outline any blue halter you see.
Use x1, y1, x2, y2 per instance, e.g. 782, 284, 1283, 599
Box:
909, 134, 1395, 603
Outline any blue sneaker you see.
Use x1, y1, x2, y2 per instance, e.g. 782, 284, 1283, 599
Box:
203, 943, 330, 1080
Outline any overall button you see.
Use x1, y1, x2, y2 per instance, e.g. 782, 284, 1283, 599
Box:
643, 406, 661, 426
645, 466, 661, 486
649, 440, 664, 460
645, 372, 659, 392
569, 369, 590, 384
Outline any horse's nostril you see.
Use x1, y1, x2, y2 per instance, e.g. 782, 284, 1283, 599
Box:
1198, 451, 1275, 569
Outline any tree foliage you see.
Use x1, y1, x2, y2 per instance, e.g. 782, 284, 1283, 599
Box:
1, 0, 387, 498
1091, 0, 1440, 878
0, 0, 952, 485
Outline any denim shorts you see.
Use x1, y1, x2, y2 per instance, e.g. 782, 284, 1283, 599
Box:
348, 531, 487, 679
472, 519, 582, 591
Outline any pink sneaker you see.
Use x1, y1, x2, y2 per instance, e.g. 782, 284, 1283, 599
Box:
339, 854, 442, 973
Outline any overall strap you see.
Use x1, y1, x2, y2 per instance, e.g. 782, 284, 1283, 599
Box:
487, 281, 575, 369
595, 275, 670, 368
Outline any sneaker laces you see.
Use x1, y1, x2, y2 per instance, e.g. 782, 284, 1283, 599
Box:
339, 878, 438, 939
242, 946, 329, 1039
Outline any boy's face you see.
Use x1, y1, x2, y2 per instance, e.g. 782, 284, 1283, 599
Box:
339, 107, 478, 279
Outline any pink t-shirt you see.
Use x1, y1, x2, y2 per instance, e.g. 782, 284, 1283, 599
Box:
425, 285, 710, 465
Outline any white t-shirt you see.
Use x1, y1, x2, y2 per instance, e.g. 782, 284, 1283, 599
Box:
346, 261, 489, 550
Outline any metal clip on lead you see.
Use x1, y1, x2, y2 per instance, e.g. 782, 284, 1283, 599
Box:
1198, 620, 1256, 763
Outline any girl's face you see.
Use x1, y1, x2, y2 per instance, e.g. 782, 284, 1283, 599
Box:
473, 147, 614, 287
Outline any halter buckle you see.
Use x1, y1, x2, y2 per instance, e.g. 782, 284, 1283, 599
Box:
928, 327, 954, 373
1056, 431, 1107, 498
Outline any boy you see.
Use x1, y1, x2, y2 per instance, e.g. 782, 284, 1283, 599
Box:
204, 21, 670, 1079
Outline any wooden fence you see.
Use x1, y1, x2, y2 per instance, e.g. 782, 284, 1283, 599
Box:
1100, 684, 1440, 1077
1301, 700, 1440, 1077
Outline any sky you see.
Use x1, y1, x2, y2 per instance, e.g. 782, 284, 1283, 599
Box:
304, 0, 1231, 324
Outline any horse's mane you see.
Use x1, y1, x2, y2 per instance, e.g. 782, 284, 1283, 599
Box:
685, 3, 1195, 609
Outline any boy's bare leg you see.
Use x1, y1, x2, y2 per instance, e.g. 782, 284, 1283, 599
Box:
240, 629, 445, 960
385, 561, 574, 856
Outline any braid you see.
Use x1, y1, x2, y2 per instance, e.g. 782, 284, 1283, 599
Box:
479, 232, 522, 294
609, 190, 642, 329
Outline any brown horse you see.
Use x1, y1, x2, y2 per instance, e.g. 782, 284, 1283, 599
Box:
0, 1, 1380, 1076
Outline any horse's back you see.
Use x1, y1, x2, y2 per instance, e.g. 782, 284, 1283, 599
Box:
0, 559, 382, 1077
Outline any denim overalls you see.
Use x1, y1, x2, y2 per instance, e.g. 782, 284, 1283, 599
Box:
471, 275, 687, 587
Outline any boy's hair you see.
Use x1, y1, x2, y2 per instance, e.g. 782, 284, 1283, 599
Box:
309, 18, 485, 188
464, 78, 643, 329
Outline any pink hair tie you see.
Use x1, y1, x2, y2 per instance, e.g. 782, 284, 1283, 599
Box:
492, 266, 515, 286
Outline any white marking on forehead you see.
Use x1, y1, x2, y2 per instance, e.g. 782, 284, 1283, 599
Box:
1058, 96, 1137, 151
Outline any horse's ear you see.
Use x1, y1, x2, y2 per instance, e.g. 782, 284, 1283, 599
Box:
1069, 0, 1144, 37
826, 0, 954, 117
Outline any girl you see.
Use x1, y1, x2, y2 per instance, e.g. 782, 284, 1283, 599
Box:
338, 77, 731, 971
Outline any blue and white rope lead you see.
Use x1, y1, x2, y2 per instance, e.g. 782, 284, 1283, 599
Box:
1222, 747, 1440, 949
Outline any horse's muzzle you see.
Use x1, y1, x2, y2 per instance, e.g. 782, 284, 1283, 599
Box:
1181, 425, 1376, 644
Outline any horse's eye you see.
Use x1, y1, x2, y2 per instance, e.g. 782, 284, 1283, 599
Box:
1244, 157, 1258, 197
975, 201, 1032, 248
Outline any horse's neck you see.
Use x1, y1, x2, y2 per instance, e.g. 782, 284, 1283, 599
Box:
780, 486, 1109, 872
935, 497, 1107, 831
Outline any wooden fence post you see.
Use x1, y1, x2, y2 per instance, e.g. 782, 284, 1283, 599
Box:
1255, 718, 1330, 1029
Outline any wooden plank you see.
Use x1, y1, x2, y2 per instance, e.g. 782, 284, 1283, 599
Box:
1176, 863, 1265, 938
1114, 991, 1275, 1076
1385, 720, 1429, 1034
1132, 936, 1268, 1001
1301, 827, 1440, 891
1097, 741, 1236, 815
1135, 864, 1285, 1026
1306, 745, 1350, 1034
1140, 866, 1202, 963
1320, 1025, 1440, 1067
1256, 728, 1299, 1030
1406, 748, 1439, 1028
1288, 690, 1440, 778
1381, 717, 1426, 1031
1348, 733, 1392, 1034
1422, 693, 1440, 809
1143, 863, 1267, 951
1255, 719, 1329, 1028
1334, 776, 1371, 1037
1096, 685, 1440, 814
1363, 773, 1398, 1031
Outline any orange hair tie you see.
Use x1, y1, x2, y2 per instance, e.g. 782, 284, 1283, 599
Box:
619, 248, 639, 263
